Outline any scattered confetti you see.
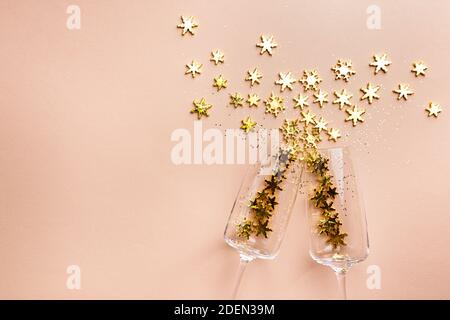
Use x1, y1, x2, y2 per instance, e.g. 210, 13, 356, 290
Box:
331, 59, 356, 82
393, 84, 414, 100
333, 89, 353, 110
345, 105, 366, 126
256, 35, 278, 55
425, 102, 442, 117
299, 70, 322, 91
177, 16, 198, 36
281, 119, 300, 140
246, 68, 263, 86
327, 128, 342, 142
293, 94, 309, 110
241, 117, 257, 133
247, 93, 260, 107
185, 60, 202, 78
190, 98, 212, 119
300, 109, 316, 125
213, 75, 228, 91
360, 82, 380, 104
264, 92, 285, 117
275, 72, 297, 92
313, 89, 329, 108
369, 53, 392, 74
314, 117, 328, 132
210, 50, 225, 65
230, 92, 244, 108
411, 61, 427, 77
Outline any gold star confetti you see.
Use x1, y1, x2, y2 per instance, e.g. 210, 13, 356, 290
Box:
411, 61, 427, 77
331, 59, 356, 82
313, 89, 329, 108
264, 92, 285, 117
314, 117, 328, 133
425, 102, 442, 117
241, 117, 257, 133
177, 16, 198, 36
213, 75, 227, 91
299, 70, 322, 91
229, 92, 244, 108
293, 94, 309, 110
301, 130, 318, 147
247, 93, 260, 107
393, 84, 414, 100
300, 109, 316, 125
327, 128, 342, 142
369, 53, 392, 74
345, 105, 365, 126
275, 72, 297, 92
281, 119, 300, 140
283, 140, 303, 161
246, 68, 263, 86
190, 98, 212, 119
210, 50, 225, 65
256, 35, 277, 55
360, 83, 380, 104
333, 89, 353, 110
185, 60, 202, 78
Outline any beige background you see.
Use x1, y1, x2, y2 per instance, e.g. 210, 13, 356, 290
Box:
0, 0, 449, 299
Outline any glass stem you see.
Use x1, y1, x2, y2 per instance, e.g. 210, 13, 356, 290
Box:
335, 270, 348, 300
231, 254, 253, 300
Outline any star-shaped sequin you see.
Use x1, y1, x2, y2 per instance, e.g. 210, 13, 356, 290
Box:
185, 60, 202, 78
293, 94, 309, 110
393, 84, 414, 100
241, 117, 257, 133
213, 75, 227, 91
275, 72, 296, 92
314, 117, 328, 132
411, 61, 427, 77
190, 98, 212, 119
327, 128, 342, 142
425, 102, 442, 117
300, 110, 316, 125
313, 89, 329, 108
264, 92, 285, 117
247, 93, 260, 107
177, 16, 198, 36
345, 105, 365, 126
333, 89, 353, 110
280, 119, 300, 140
210, 50, 225, 65
246, 68, 263, 86
256, 35, 277, 55
369, 53, 392, 74
229, 92, 244, 108
299, 70, 322, 91
360, 83, 380, 104
331, 59, 356, 82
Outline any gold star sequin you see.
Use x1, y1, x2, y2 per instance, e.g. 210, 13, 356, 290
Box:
210, 50, 225, 65
327, 128, 342, 142
369, 53, 392, 74
314, 117, 328, 132
229, 92, 244, 108
299, 70, 322, 91
264, 92, 285, 117
281, 119, 300, 140
241, 117, 257, 133
331, 59, 356, 82
190, 98, 212, 119
247, 93, 260, 107
256, 35, 277, 55
301, 130, 318, 147
345, 105, 365, 126
411, 61, 427, 77
293, 94, 309, 110
393, 84, 414, 100
185, 60, 202, 78
360, 83, 380, 104
246, 68, 263, 86
275, 72, 296, 92
425, 102, 442, 117
177, 16, 198, 36
313, 89, 329, 108
333, 89, 353, 110
213, 75, 227, 91
300, 109, 316, 125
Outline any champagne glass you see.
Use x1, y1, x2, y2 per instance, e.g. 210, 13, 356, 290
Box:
224, 150, 302, 299
302, 146, 369, 299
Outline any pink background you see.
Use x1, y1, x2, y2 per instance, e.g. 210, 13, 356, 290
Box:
0, 0, 449, 299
